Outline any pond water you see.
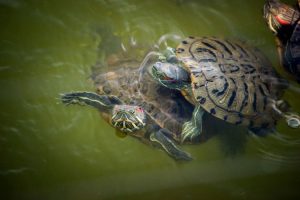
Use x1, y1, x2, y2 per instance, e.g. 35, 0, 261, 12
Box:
1, 0, 300, 199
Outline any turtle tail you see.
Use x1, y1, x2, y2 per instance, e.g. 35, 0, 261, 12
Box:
272, 100, 300, 128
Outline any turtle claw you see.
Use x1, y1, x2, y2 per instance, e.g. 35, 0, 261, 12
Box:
61, 92, 88, 106
174, 149, 193, 161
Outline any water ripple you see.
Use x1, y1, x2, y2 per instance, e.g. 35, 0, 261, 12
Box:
0, 167, 32, 176
0, 0, 22, 8
270, 131, 300, 146
251, 130, 300, 165
258, 148, 300, 165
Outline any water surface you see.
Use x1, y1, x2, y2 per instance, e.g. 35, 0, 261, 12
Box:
0, 0, 300, 199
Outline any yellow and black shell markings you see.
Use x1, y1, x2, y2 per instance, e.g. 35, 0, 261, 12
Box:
176, 36, 280, 128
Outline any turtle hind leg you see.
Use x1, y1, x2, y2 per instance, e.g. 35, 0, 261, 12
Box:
181, 105, 204, 144
149, 129, 192, 161
285, 113, 300, 128
273, 100, 300, 129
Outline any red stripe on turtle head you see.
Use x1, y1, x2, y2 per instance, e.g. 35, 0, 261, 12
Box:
275, 14, 291, 25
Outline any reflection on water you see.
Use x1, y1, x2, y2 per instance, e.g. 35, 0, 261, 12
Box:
0, 0, 300, 199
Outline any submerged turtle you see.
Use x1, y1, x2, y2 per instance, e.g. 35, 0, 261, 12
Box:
151, 36, 300, 142
263, 0, 300, 82
93, 57, 199, 145
61, 55, 203, 161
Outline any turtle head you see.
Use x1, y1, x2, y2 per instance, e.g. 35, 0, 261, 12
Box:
111, 105, 146, 134
263, 0, 299, 39
151, 61, 190, 90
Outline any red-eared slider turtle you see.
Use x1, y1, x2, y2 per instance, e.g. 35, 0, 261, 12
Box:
61, 56, 198, 161
263, 0, 300, 82
151, 36, 300, 143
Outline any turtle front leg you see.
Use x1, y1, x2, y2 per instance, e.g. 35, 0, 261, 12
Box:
181, 105, 204, 143
149, 129, 192, 161
61, 92, 122, 110
158, 47, 178, 63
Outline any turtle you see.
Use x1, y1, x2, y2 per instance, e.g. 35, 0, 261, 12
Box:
263, 0, 300, 82
92, 56, 199, 145
61, 54, 206, 161
151, 36, 300, 143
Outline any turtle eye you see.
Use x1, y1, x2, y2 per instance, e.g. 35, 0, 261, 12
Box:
136, 107, 143, 113
161, 73, 174, 81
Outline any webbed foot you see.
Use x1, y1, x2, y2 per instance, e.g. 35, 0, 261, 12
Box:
285, 112, 300, 128
181, 121, 200, 142
273, 100, 300, 129
181, 105, 204, 143
61, 92, 88, 106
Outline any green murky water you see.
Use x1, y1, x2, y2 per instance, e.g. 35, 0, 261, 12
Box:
1, 0, 300, 199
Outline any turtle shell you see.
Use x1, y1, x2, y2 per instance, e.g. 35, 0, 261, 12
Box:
175, 36, 283, 128
91, 55, 195, 143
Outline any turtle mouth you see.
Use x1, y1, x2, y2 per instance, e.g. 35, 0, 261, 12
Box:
152, 64, 174, 84
113, 120, 138, 133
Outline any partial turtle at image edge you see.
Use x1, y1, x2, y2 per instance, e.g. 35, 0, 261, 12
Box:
263, 0, 300, 82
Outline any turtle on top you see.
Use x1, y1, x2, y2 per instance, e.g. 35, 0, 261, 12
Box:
151, 36, 300, 141
263, 0, 300, 82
